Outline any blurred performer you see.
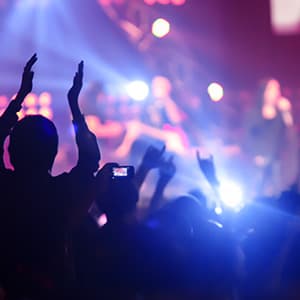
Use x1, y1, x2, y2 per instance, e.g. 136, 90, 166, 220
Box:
147, 76, 183, 127
245, 78, 298, 196
115, 76, 188, 157
145, 76, 189, 151
80, 81, 124, 149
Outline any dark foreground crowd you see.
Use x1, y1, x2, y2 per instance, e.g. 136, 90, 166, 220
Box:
1, 55, 300, 300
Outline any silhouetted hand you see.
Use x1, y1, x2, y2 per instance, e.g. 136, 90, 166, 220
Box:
158, 156, 176, 187
149, 156, 176, 210
141, 145, 166, 170
196, 150, 219, 186
16, 53, 37, 103
96, 163, 118, 182
0, 54, 37, 135
68, 61, 83, 119
95, 163, 118, 207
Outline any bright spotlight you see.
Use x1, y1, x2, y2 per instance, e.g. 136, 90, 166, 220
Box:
219, 180, 244, 211
152, 18, 171, 38
208, 82, 224, 102
126, 80, 149, 101
214, 206, 223, 215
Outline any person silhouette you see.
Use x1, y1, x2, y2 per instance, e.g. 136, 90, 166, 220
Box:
0, 55, 100, 300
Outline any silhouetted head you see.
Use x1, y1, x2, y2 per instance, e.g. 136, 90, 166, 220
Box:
9, 115, 58, 173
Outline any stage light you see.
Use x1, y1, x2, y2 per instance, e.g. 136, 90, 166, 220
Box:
219, 180, 244, 211
39, 92, 52, 106
126, 80, 149, 101
171, 0, 186, 5
24, 93, 38, 107
208, 82, 224, 102
214, 206, 223, 215
152, 18, 171, 38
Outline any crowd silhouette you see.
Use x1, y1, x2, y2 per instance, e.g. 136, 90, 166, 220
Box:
1, 55, 300, 300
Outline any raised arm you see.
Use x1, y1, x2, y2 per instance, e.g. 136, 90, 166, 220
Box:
0, 54, 37, 170
134, 145, 165, 191
196, 150, 220, 189
68, 61, 100, 173
196, 150, 223, 209
149, 156, 176, 211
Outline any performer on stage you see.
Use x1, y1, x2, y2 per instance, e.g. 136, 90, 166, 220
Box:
244, 78, 298, 196
79, 81, 124, 147
114, 75, 189, 158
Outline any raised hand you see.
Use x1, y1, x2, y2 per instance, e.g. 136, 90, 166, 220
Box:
68, 61, 83, 101
0, 54, 37, 134
158, 156, 176, 186
68, 61, 84, 120
95, 163, 119, 207
16, 53, 38, 104
149, 156, 176, 210
196, 150, 219, 186
141, 145, 166, 170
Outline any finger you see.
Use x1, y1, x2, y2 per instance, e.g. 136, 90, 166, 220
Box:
24, 53, 37, 71
78, 61, 84, 74
26, 53, 37, 67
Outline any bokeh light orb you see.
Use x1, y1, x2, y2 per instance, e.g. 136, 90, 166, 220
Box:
215, 206, 223, 215
24, 93, 38, 107
39, 92, 52, 106
126, 80, 149, 101
152, 18, 171, 38
171, 0, 186, 5
208, 82, 224, 102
